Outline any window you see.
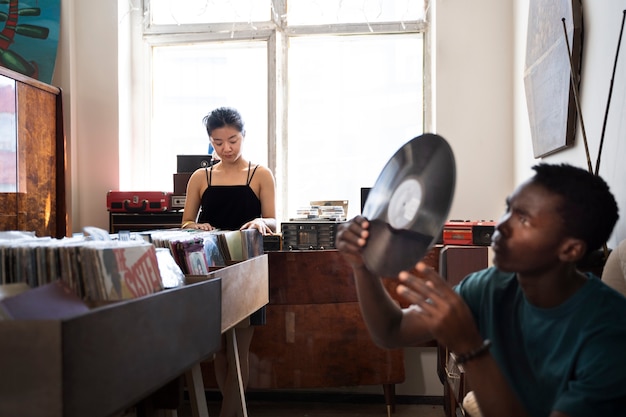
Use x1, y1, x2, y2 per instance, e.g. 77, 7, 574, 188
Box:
150, 41, 268, 188
125, 0, 429, 222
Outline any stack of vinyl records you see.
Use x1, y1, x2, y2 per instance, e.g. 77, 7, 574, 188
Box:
148, 228, 264, 276
0, 234, 163, 302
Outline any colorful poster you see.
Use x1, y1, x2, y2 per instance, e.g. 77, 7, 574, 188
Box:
0, 0, 60, 84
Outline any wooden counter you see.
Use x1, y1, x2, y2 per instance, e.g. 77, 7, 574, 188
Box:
200, 248, 440, 411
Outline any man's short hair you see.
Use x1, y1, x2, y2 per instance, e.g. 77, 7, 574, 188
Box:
531, 163, 619, 253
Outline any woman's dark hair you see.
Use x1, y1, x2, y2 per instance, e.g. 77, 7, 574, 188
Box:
202, 107, 245, 136
531, 163, 619, 253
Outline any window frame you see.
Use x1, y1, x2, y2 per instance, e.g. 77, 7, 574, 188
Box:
129, 0, 432, 222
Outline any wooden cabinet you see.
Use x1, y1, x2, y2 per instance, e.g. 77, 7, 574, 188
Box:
0, 66, 66, 238
437, 245, 489, 417
199, 248, 440, 409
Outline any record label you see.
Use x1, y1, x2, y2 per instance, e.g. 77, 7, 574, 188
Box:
362, 134, 455, 277
388, 177, 422, 229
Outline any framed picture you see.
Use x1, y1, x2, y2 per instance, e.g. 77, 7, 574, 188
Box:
523, 0, 583, 158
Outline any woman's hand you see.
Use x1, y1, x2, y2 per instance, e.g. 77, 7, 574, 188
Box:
182, 221, 215, 231
241, 218, 273, 235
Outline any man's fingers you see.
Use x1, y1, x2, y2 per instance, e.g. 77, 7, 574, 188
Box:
397, 268, 451, 311
337, 221, 369, 247
414, 262, 453, 289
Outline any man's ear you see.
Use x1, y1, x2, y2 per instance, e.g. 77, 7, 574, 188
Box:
559, 237, 587, 263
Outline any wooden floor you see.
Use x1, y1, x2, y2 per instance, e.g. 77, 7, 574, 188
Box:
123, 392, 446, 417
200, 400, 445, 417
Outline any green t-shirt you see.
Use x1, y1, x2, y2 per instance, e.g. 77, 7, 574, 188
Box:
456, 267, 626, 417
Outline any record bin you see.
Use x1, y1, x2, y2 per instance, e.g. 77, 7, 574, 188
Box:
0, 279, 222, 417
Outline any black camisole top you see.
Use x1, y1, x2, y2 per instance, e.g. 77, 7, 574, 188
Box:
197, 162, 262, 230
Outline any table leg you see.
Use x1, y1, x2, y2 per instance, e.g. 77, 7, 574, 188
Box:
226, 327, 248, 417
185, 363, 210, 417
383, 383, 396, 416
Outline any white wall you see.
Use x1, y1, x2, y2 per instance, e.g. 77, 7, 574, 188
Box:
53, 0, 119, 234
434, 0, 516, 225
50, 0, 626, 398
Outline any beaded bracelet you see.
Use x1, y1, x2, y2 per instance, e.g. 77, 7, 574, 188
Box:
454, 339, 492, 365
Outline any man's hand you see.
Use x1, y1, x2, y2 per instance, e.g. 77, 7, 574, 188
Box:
397, 261, 483, 355
335, 216, 370, 270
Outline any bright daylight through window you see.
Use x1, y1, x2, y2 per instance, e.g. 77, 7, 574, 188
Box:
132, 0, 428, 222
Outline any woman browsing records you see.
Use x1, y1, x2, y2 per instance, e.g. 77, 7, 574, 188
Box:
181, 107, 276, 417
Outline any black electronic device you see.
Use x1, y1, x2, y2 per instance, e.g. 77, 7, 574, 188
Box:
281, 221, 342, 250
262, 234, 283, 251
176, 155, 213, 173
360, 187, 371, 213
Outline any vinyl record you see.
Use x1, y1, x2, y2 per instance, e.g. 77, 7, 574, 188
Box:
362, 133, 455, 277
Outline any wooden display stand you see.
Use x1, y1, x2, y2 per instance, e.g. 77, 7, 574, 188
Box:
0, 278, 222, 417
186, 255, 270, 417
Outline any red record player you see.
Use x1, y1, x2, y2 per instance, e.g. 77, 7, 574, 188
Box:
106, 191, 174, 213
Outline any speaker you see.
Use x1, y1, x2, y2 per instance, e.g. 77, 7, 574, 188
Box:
439, 245, 489, 286
173, 173, 192, 195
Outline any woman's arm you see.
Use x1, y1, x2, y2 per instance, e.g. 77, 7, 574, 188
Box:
181, 169, 214, 230
242, 166, 276, 234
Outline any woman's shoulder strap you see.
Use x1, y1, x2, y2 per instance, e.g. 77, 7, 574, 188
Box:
246, 162, 260, 185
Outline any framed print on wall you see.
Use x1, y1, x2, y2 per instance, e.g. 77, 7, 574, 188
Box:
524, 0, 583, 158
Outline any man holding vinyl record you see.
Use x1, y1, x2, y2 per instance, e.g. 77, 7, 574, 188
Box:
336, 163, 626, 417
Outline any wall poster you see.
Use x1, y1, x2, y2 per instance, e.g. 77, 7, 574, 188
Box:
0, 0, 60, 84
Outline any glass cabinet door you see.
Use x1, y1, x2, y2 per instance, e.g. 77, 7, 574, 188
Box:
0, 74, 18, 230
